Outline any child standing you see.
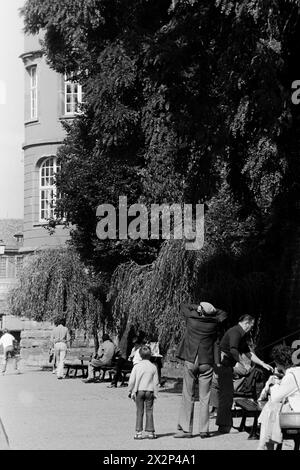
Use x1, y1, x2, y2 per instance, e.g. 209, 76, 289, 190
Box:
128, 345, 159, 440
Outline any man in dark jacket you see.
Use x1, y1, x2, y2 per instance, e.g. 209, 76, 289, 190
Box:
174, 302, 227, 438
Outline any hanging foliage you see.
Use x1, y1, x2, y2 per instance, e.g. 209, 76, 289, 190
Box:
108, 182, 277, 354
8, 248, 104, 332
108, 240, 193, 353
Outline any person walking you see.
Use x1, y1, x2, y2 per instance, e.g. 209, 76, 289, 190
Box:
0, 329, 20, 375
174, 302, 227, 439
128, 345, 159, 440
50, 318, 70, 380
216, 314, 273, 434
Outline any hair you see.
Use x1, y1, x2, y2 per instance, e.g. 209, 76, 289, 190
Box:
139, 345, 151, 360
238, 314, 255, 324
102, 333, 111, 342
271, 344, 293, 369
54, 317, 66, 327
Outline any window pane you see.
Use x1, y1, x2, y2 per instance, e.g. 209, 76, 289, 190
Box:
0, 258, 7, 278
30, 66, 37, 119
40, 157, 59, 220
15, 257, 23, 278
64, 77, 83, 115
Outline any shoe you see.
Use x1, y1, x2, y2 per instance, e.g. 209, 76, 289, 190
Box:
107, 383, 117, 388
82, 378, 95, 383
145, 432, 157, 439
173, 431, 192, 438
217, 426, 231, 434
57, 377, 63, 380
120, 383, 128, 387
200, 432, 211, 439
52, 370, 56, 374
134, 432, 143, 440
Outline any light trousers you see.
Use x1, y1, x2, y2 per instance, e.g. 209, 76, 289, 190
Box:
178, 361, 213, 434
54, 342, 67, 378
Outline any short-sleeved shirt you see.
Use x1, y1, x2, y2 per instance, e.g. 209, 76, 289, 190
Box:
0, 333, 16, 350
220, 324, 250, 366
51, 325, 70, 344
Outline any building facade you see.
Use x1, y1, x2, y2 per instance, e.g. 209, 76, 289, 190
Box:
0, 219, 24, 338
0, 33, 92, 367
19, 32, 83, 252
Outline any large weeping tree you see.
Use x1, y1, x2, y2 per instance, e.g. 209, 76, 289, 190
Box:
20, 0, 300, 349
8, 248, 108, 350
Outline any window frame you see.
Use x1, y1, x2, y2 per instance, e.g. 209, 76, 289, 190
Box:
64, 74, 83, 116
39, 156, 60, 223
29, 65, 38, 120
15, 256, 23, 278
0, 256, 7, 278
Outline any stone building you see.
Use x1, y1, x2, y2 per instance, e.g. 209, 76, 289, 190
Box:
0, 219, 24, 340
20, 32, 72, 253
0, 33, 94, 367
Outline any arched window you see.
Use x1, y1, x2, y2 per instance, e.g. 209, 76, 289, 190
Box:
39, 157, 60, 221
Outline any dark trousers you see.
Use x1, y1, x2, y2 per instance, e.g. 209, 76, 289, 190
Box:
2, 346, 19, 373
111, 357, 132, 385
216, 364, 234, 428
135, 391, 155, 432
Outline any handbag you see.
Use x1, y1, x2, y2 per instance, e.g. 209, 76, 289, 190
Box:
49, 348, 54, 363
279, 371, 300, 428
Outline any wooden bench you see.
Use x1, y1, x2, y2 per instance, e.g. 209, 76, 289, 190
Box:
276, 429, 300, 450
234, 398, 263, 439
276, 413, 300, 451
65, 355, 91, 378
118, 368, 132, 386
65, 355, 133, 385
235, 398, 300, 449
93, 364, 115, 382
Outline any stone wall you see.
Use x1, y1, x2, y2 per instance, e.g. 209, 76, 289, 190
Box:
20, 319, 95, 367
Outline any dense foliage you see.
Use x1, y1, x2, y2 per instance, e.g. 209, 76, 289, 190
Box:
21, 0, 300, 347
9, 249, 105, 335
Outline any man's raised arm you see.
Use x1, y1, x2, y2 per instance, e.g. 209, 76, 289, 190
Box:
180, 303, 198, 318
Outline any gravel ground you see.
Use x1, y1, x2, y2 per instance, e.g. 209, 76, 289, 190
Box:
0, 367, 294, 451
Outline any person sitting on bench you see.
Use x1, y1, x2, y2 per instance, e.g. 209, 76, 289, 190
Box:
257, 344, 300, 450
210, 352, 253, 414
83, 334, 116, 383
108, 335, 145, 388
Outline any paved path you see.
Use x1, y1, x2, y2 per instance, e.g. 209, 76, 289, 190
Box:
0, 368, 294, 451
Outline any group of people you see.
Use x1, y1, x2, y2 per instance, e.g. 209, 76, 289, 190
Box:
172, 301, 300, 449
7, 306, 298, 447
172, 303, 272, 438
82, 332, 163, 387
257, 344, 300, 450
47, 305, 300, 446
126, 300, 300, 446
